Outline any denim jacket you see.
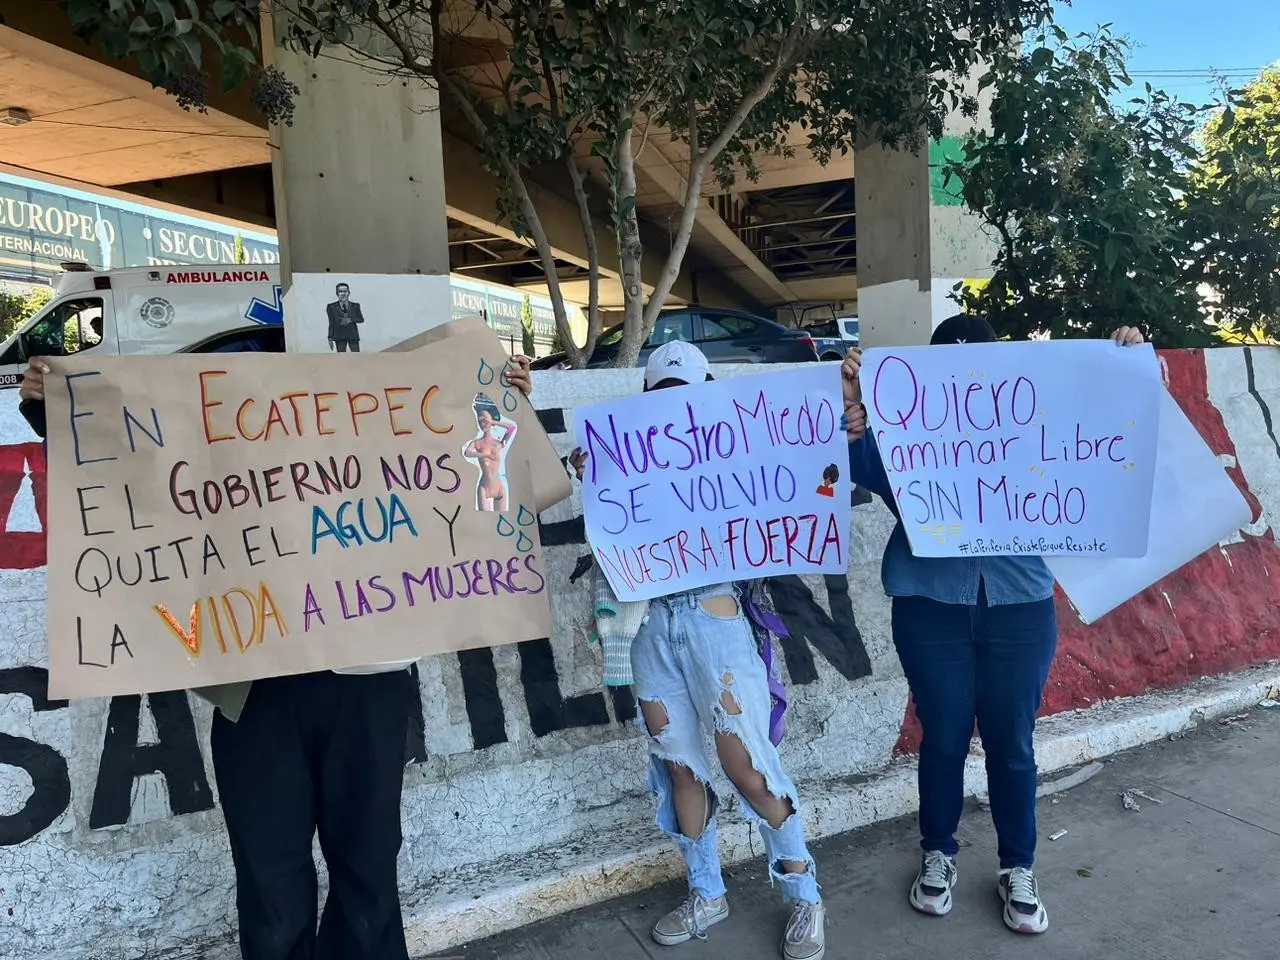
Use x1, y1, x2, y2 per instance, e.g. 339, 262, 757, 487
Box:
848, 432, 1056, 607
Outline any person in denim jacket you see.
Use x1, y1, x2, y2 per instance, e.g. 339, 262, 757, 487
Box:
840, 316, 1146, 936
568, 341, 825, 960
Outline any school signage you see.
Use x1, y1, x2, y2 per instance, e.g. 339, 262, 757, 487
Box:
0, 172, 278, 282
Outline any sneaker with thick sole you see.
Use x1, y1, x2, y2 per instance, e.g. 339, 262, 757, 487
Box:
651, 893, 730, 945
909, 850, 958, 916
998, 867, 1049, 934
782, 900, 825, 960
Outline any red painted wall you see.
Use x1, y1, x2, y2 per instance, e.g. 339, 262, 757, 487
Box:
0, 441, 46, 569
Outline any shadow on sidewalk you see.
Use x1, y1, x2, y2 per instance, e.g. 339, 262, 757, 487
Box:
433, 706, 1280, 960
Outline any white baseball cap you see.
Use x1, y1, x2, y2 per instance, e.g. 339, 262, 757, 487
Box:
645, 340, 710, 389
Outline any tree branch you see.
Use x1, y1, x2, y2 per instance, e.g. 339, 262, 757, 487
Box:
410, 0, 584, 365
565, 153, 603, 352
641, 24, 812, 327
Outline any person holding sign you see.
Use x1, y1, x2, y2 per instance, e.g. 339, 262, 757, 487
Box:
840, 318, 1145, 936
18, 350, 539, 960
567, 341, 826, 960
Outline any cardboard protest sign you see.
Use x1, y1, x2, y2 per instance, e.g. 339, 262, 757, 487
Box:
1047, 388, 1251, 622
861, 340, 1161, 558
385, 314, 571, 511
43, 349, 562, 699
574, 366, 851, 602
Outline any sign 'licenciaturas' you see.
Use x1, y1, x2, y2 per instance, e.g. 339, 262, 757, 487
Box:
43, 349, 566, 699
574, 366, 852, 602
860, 339, 1162, 558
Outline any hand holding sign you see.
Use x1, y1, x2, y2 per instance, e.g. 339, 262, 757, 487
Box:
42, 348, 565, 700
860, 339, 1161, 558
574, 366, 852, 602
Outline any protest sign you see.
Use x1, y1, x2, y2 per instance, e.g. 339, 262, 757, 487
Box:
43, 349, 564, 699
574, 366, 851, 602
861, 340, 1161, 558
1047, 388, 1251, 622
385, 314, 571, 511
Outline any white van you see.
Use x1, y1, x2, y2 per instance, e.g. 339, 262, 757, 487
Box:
0, 264, 283, 388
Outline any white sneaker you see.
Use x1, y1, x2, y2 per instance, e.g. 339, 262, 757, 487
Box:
651, 893, 730, 945
998, 867, 1049, 934
782, 900, 825, 960
909, 850, 958, 916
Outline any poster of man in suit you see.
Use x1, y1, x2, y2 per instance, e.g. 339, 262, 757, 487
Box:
326, 282, 365, 352
284, 272, 451, 354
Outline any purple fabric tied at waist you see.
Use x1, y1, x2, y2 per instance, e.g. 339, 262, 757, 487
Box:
742, 587, 789, 747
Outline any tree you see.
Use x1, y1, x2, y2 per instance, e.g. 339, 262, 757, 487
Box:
61, 0, 1056, 366
0, 286, 53, 343
946, 25, 1214, 345
1183, 65, 1280, 342
233, 233, 247, 264
519, 293, 536, 355
948, 28, 1280, 346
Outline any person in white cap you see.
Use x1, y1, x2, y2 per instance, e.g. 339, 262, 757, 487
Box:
641, 338, 711, 389
568, 341, 826, 960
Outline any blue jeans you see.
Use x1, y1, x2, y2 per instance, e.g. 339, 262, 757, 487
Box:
632, 585, 819, 904
892, 589, 1057, 869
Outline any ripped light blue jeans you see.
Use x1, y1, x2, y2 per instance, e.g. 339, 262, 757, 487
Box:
632, 584, 819, 904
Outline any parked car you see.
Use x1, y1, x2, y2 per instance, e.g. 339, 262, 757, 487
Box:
530, 307, 819, 370
178, 325, 286, 353
806, 316, 860, 361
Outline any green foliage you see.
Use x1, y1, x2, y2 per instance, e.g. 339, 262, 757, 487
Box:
62, 0, 1055, 365
1184, 65, 1280, 341
519, 293, 536, 355
233, 233, 247, 264
0, 287, 53, 343
949, 27, 1280, 346
947, 26, 1214, 345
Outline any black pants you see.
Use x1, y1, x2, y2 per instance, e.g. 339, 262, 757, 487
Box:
211, 671, 414, 960
334, 339, 360, 352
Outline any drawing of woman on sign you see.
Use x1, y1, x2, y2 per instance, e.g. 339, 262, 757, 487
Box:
462, 392, 518, 511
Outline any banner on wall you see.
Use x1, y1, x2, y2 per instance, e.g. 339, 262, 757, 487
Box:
574, 366, 851, 602
42, 347, 569, 699
861, 340, 1162, 558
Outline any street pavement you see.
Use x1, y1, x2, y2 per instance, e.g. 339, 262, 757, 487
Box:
433, 704, 1280, 960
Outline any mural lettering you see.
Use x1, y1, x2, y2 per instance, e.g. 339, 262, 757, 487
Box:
0, 667, 69, 846
89, 692, 214, 828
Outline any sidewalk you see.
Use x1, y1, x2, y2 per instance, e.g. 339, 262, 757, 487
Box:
435, 704, 1280, 960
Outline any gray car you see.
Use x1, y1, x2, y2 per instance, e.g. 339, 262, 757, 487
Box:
530, 307, 820, 369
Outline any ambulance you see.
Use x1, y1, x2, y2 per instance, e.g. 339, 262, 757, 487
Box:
0, 263, 284, 388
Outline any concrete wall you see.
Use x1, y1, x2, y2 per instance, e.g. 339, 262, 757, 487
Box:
2, 348, 1279, 958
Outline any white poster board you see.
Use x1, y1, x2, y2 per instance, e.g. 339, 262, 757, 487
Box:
1047, 389, 1252, 622
861, 340, 1162, 557
283, 273, 453, 354
573, 367, 852, 602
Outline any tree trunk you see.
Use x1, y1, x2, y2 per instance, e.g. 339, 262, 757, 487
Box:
613, 128, 648, 369
565, 155, 603, 368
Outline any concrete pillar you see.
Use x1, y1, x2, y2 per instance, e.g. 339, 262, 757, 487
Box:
266, 22, 449, 287
855, 74, 1000, 348
853, 142, 933, 347
926, 77, 1001, 324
